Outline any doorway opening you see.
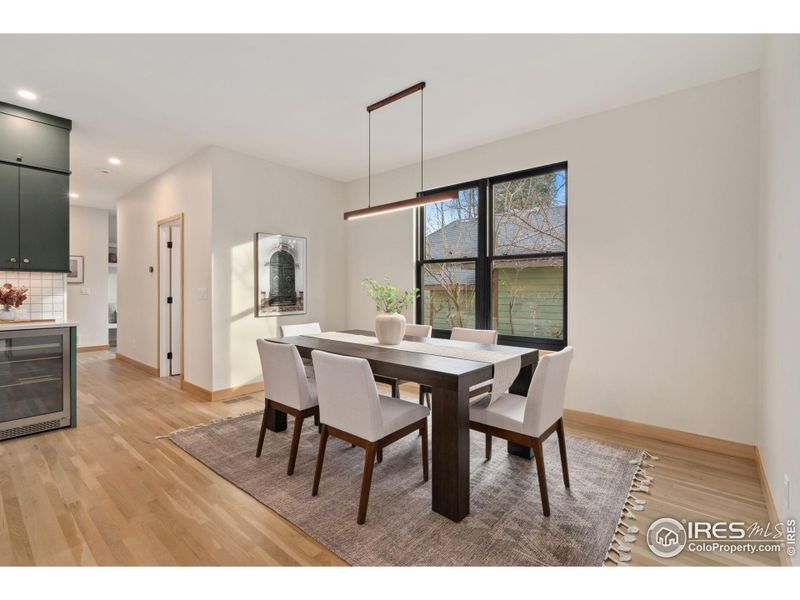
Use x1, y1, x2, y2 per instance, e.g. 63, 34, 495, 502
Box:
157, 214, 183, 379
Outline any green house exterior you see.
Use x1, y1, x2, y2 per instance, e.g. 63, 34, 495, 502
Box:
423, 259, 564, 340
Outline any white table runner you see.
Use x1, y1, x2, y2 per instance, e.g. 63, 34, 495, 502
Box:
304, 331, 521, 404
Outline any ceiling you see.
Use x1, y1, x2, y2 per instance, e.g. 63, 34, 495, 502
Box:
0, 34, 764, 210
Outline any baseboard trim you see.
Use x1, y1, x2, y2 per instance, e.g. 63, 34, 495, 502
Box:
563, 409, 756, 459
755, 447, 791, 566
211, 382, 264, 402
181, 379, 212, 401
116, 352, 159, 376
77, 344, 111, 353
177, 380, 263, 402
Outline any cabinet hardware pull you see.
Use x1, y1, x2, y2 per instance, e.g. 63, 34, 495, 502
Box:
16, 154, 22, 162
22, 258, 30, 264
9, 258, 16, 263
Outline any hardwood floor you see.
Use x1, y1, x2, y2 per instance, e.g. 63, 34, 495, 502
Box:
0, 351, 780, 566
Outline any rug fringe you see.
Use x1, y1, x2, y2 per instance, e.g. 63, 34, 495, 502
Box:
155, 409, 263, 440
603, 450, 657, 566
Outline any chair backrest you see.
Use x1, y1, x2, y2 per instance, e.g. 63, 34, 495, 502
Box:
404, 324, 432, 338
280, 322, 322, 337
523, 346, 574, 436
450, 327, 498, 345
311, 350, 384, 442
256, 339, 315, 410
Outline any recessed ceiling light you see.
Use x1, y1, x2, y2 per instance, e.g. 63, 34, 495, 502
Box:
17, 89, 37, 100
108, 157, 121, 165
69, 193, 79, 199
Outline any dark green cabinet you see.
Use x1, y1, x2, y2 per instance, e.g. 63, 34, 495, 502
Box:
0, 102, 71, 273
0, 163, 19, 270
0, 112, 70, 173
19, 169, 70, 272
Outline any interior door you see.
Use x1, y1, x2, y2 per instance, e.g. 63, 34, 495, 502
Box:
19, 168, 69, 272
169, 226, 181, 376
0, 163, 19, 270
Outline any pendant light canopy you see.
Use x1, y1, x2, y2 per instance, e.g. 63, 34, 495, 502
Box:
343, 81, 456, 221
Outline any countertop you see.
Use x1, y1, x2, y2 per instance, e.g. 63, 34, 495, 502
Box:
0, 320, 78, 332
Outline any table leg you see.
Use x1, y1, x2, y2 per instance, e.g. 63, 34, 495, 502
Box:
265, 401, 287, 432
431, 382, 470, 522
508, 362, 535, 459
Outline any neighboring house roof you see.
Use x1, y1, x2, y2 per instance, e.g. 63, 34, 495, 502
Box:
424, 206, 565, 260
423, 206, 565, 288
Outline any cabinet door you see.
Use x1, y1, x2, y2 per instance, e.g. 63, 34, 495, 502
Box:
19, 168, 69, 272
0, 112, 70, 173
0, 163, 20, 270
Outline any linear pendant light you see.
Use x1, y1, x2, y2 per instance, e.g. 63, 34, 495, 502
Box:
343, 81, 456, 221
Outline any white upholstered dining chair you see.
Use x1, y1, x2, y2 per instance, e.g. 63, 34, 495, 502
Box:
280, 322, 321, 378
450, 327, 498, 345
469, 346, 574, 516
404, 323, 433, 338
310, 349, 430, 524
255, 340, 319, 475
419, 327, 498, 406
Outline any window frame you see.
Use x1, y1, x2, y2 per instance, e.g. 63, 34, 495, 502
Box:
416, 162, 567, 350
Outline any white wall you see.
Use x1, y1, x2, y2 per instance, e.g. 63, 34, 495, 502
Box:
758, 35, 800, 559
67, 206, 110, 347
345, 73, 760, 444
117, 148, 214, 390
210, 146, 347, 391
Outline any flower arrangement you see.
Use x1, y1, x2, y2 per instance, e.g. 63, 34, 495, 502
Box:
362, 277, 418, 314
0, 283, 29, 311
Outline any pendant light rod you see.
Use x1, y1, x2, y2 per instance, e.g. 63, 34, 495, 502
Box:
346, 81, 456, 221
366, 81, 426, 113
344, 190, 456, 221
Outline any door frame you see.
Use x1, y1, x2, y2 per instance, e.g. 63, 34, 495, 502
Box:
156, 213, 184, 384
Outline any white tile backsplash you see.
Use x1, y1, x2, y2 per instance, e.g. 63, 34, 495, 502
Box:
0, 271, 67, 320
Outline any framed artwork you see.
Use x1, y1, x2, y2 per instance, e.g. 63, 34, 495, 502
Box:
255, 233, 307, 317
67, 255, 84, 284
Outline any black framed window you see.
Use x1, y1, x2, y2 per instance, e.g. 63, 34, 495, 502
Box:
416, 162, 567, 350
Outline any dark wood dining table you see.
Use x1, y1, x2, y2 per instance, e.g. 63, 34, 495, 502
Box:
269, 329, 539, 522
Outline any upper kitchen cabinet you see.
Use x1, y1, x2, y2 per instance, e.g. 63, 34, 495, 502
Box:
0, 103, 71, 173
0, 101, 72, 272
19, 169, 70, 272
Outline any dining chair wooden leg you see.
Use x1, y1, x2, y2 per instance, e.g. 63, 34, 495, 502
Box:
391, 381, 399, 398
312, 425, 329, 496
421, 420, 429, 482
485, 433, 492, 460
314, 412, 320, 427
556, 418, 570, 488
532, 438, 550, 517
256, 399, 270, 458
418, 385, 425, 405
358, 444, 377, 524
287, 414, 305, 475
376, 448, 383, 463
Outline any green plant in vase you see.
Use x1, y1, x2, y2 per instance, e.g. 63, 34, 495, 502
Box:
362, 277, 419, 344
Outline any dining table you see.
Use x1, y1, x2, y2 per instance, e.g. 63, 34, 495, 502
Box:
269, 329, 539, 522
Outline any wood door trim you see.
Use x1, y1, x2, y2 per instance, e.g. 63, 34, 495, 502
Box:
156, 213, 184, 387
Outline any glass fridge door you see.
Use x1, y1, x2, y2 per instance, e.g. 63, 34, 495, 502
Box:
0, 329, 68, 425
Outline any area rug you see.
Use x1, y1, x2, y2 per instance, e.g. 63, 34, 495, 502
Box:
167, 412, 647, 566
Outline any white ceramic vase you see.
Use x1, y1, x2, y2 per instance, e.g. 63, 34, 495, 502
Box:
374, 312, 406, 345
0, 307, 17, 321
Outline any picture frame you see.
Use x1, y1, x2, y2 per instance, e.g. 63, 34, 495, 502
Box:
67, 255, 84, 284
255, 233, 307, 317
